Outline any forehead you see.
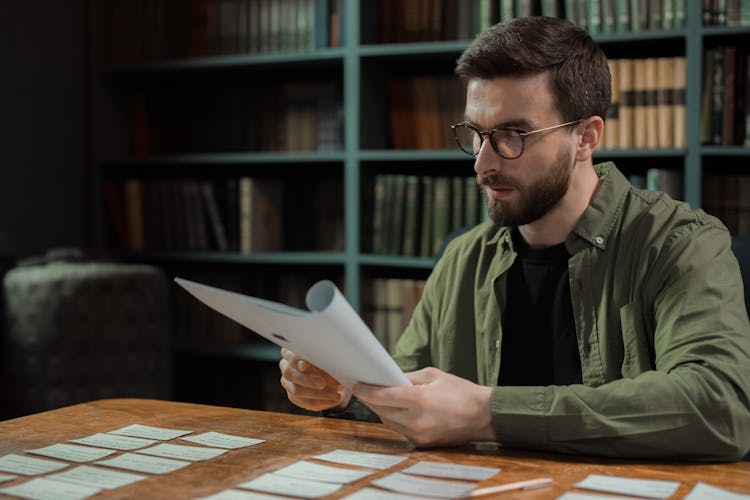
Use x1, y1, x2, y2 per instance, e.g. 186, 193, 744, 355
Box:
464, 73, 558, 127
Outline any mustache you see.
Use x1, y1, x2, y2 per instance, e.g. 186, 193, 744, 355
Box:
477, 173, 519, 189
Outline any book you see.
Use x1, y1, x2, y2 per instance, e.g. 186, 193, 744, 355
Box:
617, 58, 634, 149
175, 277, 410, 388
632, 58, 649, 148
239, 177, 284, 253
605, 59, 620, 150
672, 57, 687, 149
644, 58, 659, 149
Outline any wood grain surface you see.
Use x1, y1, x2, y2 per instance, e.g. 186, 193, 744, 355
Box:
0, 399, 748, 499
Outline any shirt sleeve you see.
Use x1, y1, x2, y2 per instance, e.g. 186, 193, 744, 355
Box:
490, 221, 750, 461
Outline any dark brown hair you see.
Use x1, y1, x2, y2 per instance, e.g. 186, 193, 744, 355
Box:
455, 16, 611, 122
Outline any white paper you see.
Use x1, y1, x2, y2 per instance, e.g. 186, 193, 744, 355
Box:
685, 482, 750, 500
197, 490, 291, 500
181, 431, 265, 449
401, 461, 500, 481
95, 452, 190, 474
0, 453, 69, 475
341, 487, 435, 500
0, 473, 17, 482
70, 433, 156, 450
0, 477, 100, 500
47, 465, 147, 490
311, 449, 407, 470
575, 474, 680, 499
136, 443, 227, 461
238, 473, 342, 498
175, 277, 410, 388
272, 460, 373, 484
371, 472, 476, 498
27, 443, 116, 463
558, 494, 645, 500
108, 423, 192, 440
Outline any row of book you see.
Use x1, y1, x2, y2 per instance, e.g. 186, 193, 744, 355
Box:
703, 175, 750, 235
97, 0, 341, 65
129, 82, 343, 156
371, 175, 486, 258
701, 47, 750, 147
628, 168, 684, 200
363, 278, 427, 354
702, 0, 750, 26
376, 0, 687, 43
104, 177, 343, 253
602, 57, 686, 151
387, 76, 466, 150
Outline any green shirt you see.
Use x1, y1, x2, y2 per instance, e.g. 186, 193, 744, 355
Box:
391, 162, 750, 461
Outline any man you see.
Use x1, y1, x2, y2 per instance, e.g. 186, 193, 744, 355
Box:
279, 16, 750, 461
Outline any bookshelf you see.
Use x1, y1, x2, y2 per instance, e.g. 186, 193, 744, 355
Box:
89, 0, 750, 411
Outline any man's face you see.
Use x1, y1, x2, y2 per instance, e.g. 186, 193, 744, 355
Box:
464, 74, 578, 227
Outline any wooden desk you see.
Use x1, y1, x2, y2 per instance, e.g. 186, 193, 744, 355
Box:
0, 399, 748, 499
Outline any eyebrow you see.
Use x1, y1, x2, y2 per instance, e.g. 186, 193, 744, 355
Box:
463, 117, 533, 131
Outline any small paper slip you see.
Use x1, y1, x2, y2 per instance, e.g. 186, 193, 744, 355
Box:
238, 473, 342, 498
197, 490, 295, 500
273, 460, 373, 484
47, 465, 147, 490
108, 423, 192, 440
684, 482, 750, 500
95, 452, 190, 474
371, 472, 476, 499
401, 461, 500, 481
27, 443, 116, 463
71, 433, 156, 450
181, 431, 265, 449
0, 473, 17, 482
0, 453, 69, 475
575, 474, 680, 499
0, 477, 100, 500
136, 443, 227, 461
341, 486, 435, 500
312, 449, 407, 470
557, 494, 645, 500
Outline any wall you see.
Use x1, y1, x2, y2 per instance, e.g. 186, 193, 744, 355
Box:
0, 1, 86, 260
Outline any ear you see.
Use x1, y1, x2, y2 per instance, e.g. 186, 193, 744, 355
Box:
575, 116, 604, 162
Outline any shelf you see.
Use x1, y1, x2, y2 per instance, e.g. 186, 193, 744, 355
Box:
700, 146, 750, 156
594, 148, 687, 158
102, 152, 347, 167
359, 254, 436, 269
359, 150, 468, 162
701, 26, 750, 37
592, 29, 687, 44
99, 49, 347, 76
176, 342, 281, 362
358, 41, 469, 58
136, 251, 347, 266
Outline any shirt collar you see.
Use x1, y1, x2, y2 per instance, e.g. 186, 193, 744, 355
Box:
566, 161, 629, 254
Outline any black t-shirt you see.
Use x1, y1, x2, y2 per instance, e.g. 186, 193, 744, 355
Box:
498, 233, 583, 386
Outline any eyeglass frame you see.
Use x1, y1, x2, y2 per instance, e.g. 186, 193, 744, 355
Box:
450, 119, 583, 159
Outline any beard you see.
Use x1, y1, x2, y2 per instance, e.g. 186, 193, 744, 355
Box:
478, 147, 574, 227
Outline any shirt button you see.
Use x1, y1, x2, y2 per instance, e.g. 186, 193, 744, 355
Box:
595, 236, 604, 245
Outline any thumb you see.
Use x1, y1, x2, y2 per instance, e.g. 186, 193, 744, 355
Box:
406, 367, 440, 385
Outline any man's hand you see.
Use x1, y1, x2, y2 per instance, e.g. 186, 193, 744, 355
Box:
353, 367, 496, 447
279, 348, 351, 411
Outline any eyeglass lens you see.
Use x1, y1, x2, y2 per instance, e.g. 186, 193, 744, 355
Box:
453, 125, 523, 158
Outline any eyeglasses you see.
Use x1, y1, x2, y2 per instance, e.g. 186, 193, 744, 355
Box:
450, 119, 583, 159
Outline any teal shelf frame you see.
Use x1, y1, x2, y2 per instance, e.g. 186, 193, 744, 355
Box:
94, 1, 750, 315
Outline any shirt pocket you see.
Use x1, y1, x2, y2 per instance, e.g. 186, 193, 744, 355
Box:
619, 302, 655, 378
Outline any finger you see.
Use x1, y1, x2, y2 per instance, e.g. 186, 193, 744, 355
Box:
353, 383, 411, 409
405, 367, 439, 385
279, 357, 327, 390
280, 375, 342, 401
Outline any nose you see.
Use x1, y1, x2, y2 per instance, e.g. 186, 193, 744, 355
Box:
473, 138, 501, 176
